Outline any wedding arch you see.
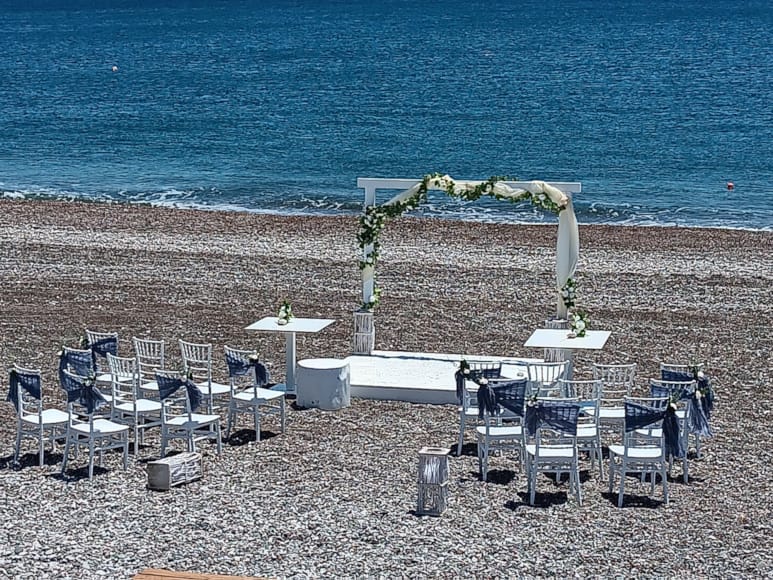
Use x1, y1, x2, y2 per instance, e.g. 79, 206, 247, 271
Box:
354, 175, 582, 353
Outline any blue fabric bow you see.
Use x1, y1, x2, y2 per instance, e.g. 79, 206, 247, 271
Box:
225, 351, 270, 387
524, 401, 580, 437
59, 348, 95, 384
7, 369, 42, 412
625, 400, 684, 459
654, 375, 713, 438
89, 336, 117, 368
156, 373, 203, 413
59, 372, 106, 415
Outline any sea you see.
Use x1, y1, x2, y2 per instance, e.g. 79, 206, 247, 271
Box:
1, 0, 771, 230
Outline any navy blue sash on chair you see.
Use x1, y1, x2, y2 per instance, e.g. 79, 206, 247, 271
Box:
7, 368, 42, 411
225, 351, 270, 387
156, 372, 203, 413
60, 372, 106, 415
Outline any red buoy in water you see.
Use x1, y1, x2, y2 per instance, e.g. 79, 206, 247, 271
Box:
727, 181, 734, 190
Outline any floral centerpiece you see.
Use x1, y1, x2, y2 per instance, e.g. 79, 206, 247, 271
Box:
569, 309, 590, 338
561, 277, 578, 310
277, 299, 294, 325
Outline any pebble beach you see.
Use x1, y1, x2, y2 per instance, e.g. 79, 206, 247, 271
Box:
0, 199, 771, 579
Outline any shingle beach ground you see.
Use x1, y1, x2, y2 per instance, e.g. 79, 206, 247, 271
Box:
0, 200, 771, 579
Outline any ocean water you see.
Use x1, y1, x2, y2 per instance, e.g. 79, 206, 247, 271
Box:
1, 0, 771, 230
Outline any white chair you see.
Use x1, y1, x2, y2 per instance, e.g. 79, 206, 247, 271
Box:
524, 400, 583, 506
106, 353, 163, 453
660, 362, 713, 455
85, 329, 119, 385
224, 346, 286, 441
59, 370, 129, 480
179, 339, 231, 414
559, 378, 604, 478
592, 362, 637, 438
59, 345, 114, 409
156, 369, 222, 458
649, 378, 694, 483
8, 365, 69, 467
475, 378, 528, 481
608, 396, 670, 507
526, 360, 569, 397
455, 361, 502, 456
132, 336, 165, 397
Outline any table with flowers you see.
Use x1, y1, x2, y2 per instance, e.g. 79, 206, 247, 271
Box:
524, 328, 611, 377
245, 317, 336, 395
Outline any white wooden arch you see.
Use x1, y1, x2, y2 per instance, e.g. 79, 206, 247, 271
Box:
356, 177, 583, 318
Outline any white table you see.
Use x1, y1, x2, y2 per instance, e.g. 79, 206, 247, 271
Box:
524, 329, 611, 351
524, 329, 612, 378
245, 317, 336, 395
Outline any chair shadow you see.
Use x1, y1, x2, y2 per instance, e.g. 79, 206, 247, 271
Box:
452, 442, 478, 458
505, 489, 570, 509
475, 469, 518, 486
1, 451, 63, 470
227, 428, 279, 446
52, 463, 109, 482
599, 490, 666, 509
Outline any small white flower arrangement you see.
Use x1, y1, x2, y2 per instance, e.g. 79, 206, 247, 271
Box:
569, 309, 590, 338
561, 278, 578, 309
277, 299, 294, 325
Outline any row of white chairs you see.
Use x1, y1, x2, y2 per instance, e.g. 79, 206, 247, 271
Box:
8, 332, 286, 479
460, 360, 708, 506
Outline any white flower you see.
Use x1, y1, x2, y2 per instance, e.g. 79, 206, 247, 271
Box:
575, 320, 586, 332
479, 378, 488, 385
694, 390, 702, 399
277, 318, 288, 326
462, 369, 470, 376
697, 371, 705, 378
368, 295, 376, 304
669, 402, 677, 411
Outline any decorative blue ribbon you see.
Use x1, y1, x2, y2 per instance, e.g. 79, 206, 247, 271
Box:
58, 348, 95, 384
661, 369, 714, 420
7, 368, 42, 412
59, 371, 106, 415
625, 400, 684, 459
475, 379, 528, 420
89, 336, 117, 368
156, 373, 203, 413
225, 351, 270, 387
653, 377, 713, 438
524, 401, 580, 437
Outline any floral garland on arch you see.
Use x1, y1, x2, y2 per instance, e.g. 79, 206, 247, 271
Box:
357, 174, 571, 310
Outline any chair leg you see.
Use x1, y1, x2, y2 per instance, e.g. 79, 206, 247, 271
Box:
457, 414, 465, 456
279, 399, 286, 434
617, 458, 626, 507
254, 408, 261, 442
88, 442, 95, 480
662, 464, 669, 504
123, 436, 129, 470
61, 435, 71, 475
38, 428, 45, 467
225, 406, 234, 439
215, 423, 222, 455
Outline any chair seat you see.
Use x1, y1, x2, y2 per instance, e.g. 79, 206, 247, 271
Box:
576, 425, 599, 438
475, 425, 523, 439
114, 399, 163, 413
166, 413, 220, 427
525, 444, 576, 459
608, 444, 664, 460
459, 406, 479, 419
71, 419, 130, 435
195, 382, 230, 396
233, 388, 284, 403
22, 409, 70, 426
139, 380, 159, 392
595, 407, 625, 420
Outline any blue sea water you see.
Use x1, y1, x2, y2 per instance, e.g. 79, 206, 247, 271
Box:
1, 0, 771, 230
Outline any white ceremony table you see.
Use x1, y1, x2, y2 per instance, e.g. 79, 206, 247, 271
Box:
524, 328, 612, 377
245, 317, 336, 395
